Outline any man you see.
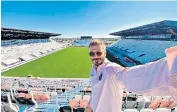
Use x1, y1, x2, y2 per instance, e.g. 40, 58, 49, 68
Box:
86, 39, 177, 112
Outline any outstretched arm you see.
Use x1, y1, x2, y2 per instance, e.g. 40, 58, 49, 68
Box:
114, 46, 177, 99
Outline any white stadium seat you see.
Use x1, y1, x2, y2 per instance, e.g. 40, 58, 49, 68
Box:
50, 92, 58, 98
2, 58, 20, 66
126, 101, 137, 108
140, 108, 155, 112
83, 95, 91, 101
155, 108, 171, 112
74, 95, 82, 101
124, 109, 139, 112
19, 55, 34, 61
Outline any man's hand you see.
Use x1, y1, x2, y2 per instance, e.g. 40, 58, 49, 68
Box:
84, 107, 92, 112
149, 99, 177, 110
123, 67, 129, 72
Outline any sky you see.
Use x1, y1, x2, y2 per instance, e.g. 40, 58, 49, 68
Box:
1, 1, 177, 38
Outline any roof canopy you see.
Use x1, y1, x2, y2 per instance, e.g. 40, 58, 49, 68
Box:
1, 27, 61, 40
110, 20, 177, 36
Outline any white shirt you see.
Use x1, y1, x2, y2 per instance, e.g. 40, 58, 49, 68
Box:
90, 46, 177, 112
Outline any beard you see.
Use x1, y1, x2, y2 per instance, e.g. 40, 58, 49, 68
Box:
92, 58, 104, 67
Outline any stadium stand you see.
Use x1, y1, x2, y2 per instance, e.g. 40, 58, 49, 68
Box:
1, 77, 177, 112
110, 20, 177, 37
1, 28, 68, 72
72, 38, 117, 47
107, 39, 177, 66
108, 20, 177, 67
2, 58, 21, 66
1, 39, 50, 47
1, 41, 68, 72
19, 55, 34, 61
73, 39, 91, 47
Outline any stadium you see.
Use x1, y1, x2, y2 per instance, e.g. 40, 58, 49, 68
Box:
1, 20, 177, 112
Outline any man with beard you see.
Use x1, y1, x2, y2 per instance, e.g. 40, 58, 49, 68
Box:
85, 39, 177, 112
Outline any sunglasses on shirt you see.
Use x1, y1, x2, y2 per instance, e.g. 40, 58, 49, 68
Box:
89, 51, 103, 57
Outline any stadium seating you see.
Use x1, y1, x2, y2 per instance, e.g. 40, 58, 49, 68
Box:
72, 39, 111, 47
1, 39, 69, 71
30, 53, 41, 58
140, 108, 154, 112
73, 39, 91, 47
124, 109, 139, 112
83, 95, 91, 101
155, 108, 171, 112
1, 77, 177, 112
2, 58, 21, 66
19, 55, 34, 61
107, 39, 177, 66
1, 39, 50, 47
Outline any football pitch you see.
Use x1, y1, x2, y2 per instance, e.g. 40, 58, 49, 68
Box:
2, 47, 92, 78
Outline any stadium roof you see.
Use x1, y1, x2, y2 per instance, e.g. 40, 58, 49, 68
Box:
110, 20, 177, 36
1, 27, 61, 40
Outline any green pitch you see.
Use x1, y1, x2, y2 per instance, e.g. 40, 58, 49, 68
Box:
2, 47, 92, 78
